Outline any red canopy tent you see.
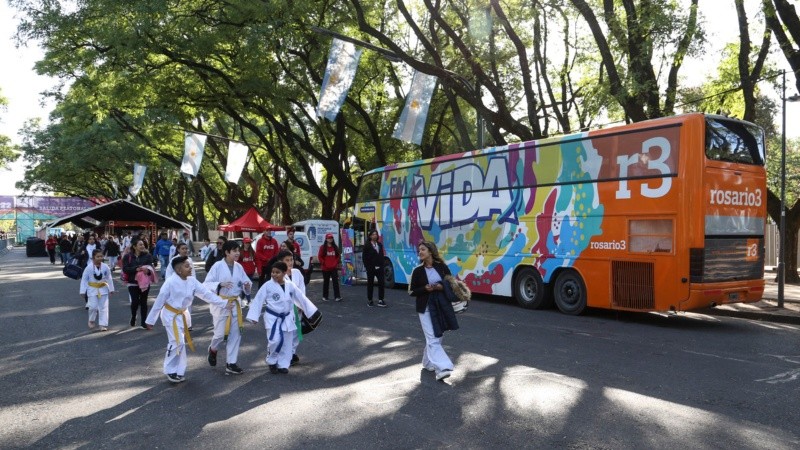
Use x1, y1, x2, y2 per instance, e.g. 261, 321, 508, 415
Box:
218, 207, 283, 232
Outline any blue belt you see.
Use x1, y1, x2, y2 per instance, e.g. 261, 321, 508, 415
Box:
266, 307, 290, 353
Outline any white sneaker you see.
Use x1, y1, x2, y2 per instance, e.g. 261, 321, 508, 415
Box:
436, 370, 453, 381
423, 365, 435, 372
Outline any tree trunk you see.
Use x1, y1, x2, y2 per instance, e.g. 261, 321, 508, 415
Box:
787, 225, 800, 283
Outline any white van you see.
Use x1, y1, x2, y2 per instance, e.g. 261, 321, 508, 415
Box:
292, 220, 339, 264
252, 231, 312, 271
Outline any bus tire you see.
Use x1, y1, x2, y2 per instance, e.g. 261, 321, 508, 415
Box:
383, 259, 395, 289
514, 267, 552, 309
553, 269, 587, 315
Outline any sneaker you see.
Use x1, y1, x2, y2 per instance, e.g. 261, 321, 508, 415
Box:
99, 327, 108, 332
225, 363, 244, 375
367, 300, 374, 307
176, 375, 186, 382
166, 373, 183, 383
269, 364, 278, 374
377, 299, 387, 308
208, 347, 217, 367
277, 368, 289, 374
321, 297, 329, 302
436, 370, 453, 381
140, 325, 147, 330
291, 354, 300, 366
335, 297, 342, 302
423, 365, 435, 372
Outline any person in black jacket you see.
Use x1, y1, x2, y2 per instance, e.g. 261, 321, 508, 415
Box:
362, 230, 387, 308
123, 238, 155, 328
408, 240, 458, 382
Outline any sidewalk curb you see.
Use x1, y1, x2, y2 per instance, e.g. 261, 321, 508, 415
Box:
701, 308, 800, 325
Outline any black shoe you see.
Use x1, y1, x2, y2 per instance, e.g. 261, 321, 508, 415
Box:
269, 364, 278, 374
130, 317, 136, 327
367, 300, 374, 307
377, 300, 387, 308
140, 325, 147, 329
226, 363, 244, 375
291, 354, 299, 366
277, 368, 289, 374
166, 373, 183, 383
208, 347, 217, 367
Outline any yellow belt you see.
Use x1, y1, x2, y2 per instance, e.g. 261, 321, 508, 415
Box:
221, 295, 243, 341
88, 281, 108, 300
164, 303, 194, 353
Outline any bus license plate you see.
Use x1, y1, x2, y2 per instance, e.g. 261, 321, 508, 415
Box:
728, 292, 739, 301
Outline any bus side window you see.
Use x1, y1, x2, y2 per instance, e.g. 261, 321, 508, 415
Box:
629, 219, 674, 254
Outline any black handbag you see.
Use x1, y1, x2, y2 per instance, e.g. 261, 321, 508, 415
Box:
63, 258, 82, 280
300, 310, 322, 334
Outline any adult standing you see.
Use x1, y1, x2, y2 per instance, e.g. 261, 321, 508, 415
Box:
408, 241, 458, 381
363, 230, 387, 308
153, 232, 172, 279
123, 238, 156, 329
45, 234, 58, 265
179, 231, 194, 257
255, 230, 279, 287
59, 234, 72, 264
317, 233, 341, 302
104, 236, 121, 272
204, 236, 226, 274
72, 234, 88, 268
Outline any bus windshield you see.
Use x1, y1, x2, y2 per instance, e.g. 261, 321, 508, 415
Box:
705, 117, 764, 166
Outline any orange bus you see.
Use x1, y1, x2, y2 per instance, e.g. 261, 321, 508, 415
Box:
354, 113, 766, 314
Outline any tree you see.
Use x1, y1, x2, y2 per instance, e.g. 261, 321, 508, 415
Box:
0, 91, 18, 169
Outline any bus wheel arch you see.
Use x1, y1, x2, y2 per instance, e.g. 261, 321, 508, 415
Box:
383, 258, 395, 289
553, 269, 587, 315
513, 266, 553, 309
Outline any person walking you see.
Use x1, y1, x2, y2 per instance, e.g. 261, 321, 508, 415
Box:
104, 235, 121, 272
239, 237, 258, 286
408, 241, 459, 382
317, 233, 341, 302
255, 230, 280, 288
80, 249, 115, 331
123, 238, 156, 329
59, 234, 72, 264
204, 236, 226, 273
153, 232, 172, 279
72, 234, 88, 268
363, 230, 387, 308
45, 234, 58, 265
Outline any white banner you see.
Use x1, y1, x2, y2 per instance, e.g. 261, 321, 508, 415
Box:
224, 142, 249, 184
129, 163, 147, 197
316, 38, 363, 122
180, 132, 207, 177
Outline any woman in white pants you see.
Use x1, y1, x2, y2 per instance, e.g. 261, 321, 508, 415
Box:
408, 241, 459, 381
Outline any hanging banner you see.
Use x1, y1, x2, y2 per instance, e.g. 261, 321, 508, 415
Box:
224, 141, 249, 184
340, 228, 355, 285
316, 38, 363, 122
129, 163, 147, 197
392, 70, 437, 145
180, 132, 207, 177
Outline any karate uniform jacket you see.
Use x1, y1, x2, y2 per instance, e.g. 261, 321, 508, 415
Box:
204, 260, 251, 317
246, 279, 317, 331
145, 276, 228, 327
79, 263, 115, 298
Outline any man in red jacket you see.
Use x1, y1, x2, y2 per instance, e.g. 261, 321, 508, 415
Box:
255, 230, 279, 287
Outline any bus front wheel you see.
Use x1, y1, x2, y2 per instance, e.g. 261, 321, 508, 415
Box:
383, 259, 395, 289
553, 270, 587, 315
514, 267, 552, 309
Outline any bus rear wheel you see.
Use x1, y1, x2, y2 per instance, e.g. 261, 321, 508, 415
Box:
553, 270, 587, 315
383, 259, 395, 289
514, 267, 552, 309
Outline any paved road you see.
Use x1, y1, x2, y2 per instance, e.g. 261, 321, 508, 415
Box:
2, 250, 799, 449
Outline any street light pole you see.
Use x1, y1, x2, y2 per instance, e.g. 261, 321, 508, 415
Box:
311, 26, 484, 149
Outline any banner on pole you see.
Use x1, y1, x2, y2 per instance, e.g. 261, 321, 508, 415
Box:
180, 132, 207, 177
129, 163, 147, 197
316, 38, 363, 122
224, 142, 249, 184
392, 71, 437, 145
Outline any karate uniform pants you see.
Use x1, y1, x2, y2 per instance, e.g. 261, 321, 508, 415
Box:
419, 308, 454, 374
161, 320, 188, 376
209, 307, 241, 365
87, 294, 109, 327
267, 328, 296, 369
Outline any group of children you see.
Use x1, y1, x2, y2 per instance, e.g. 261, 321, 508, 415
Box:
80, 239, 319, 383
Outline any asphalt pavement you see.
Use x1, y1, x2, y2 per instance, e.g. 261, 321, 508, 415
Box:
2, 248, 799, 449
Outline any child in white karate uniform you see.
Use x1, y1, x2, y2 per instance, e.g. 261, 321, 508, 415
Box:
165, 242, 196, 330
80, 249, 115, 331
204, 240, 251, 375
247, 261, 317, 374
145, 256, 231, 383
